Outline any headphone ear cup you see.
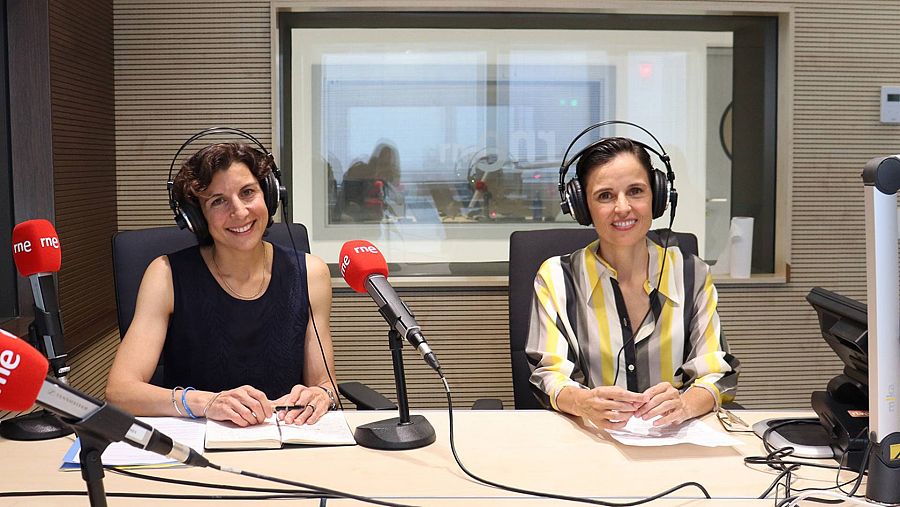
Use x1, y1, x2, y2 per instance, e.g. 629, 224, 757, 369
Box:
650, 168, 668, 220
566, 178, 593, 226
260, 171, 281, 227
178, 200, 209, 242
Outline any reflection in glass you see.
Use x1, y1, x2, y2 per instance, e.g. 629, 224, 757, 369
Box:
318, 63, 614, 227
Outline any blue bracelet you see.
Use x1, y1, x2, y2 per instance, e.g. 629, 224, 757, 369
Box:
182, 387, 198, 419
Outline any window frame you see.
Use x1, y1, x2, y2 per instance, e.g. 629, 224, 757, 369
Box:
275, 8, 783, 277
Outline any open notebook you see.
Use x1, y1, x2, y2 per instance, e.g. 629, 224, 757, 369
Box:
205, 411, 357, 450
61, 412, 356, 469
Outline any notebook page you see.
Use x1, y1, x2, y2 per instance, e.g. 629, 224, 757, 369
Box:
278, 411, 356, 445
205, 415, 282, 449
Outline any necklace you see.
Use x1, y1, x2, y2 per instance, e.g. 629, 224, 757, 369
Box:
211, 245, 268, 300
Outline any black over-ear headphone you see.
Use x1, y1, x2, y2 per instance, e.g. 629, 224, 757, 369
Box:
558, 120, 677, 226
167, 127, 286, 241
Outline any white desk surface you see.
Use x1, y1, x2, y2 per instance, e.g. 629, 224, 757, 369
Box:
0, 409, 863, 506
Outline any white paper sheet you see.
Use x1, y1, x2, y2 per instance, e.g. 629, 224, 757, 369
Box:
606, 416, 743, 447
62, 417, 206, 468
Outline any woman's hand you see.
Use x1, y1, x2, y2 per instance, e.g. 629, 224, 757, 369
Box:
273, 384, 332, 425
570, 386, 648, 431
203, 385, 272, 427
634, 382, 689, 427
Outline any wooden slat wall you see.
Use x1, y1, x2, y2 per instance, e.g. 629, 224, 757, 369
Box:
332, 288, 513, 408
114, 0, 273, 229
102, 0, 900, 410
49, 0, 119, 352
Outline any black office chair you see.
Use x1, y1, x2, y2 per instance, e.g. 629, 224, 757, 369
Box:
504, 227, 699, 409
111, 223, 395, 410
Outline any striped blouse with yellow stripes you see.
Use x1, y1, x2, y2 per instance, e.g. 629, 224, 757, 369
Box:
525, 238, 740, 411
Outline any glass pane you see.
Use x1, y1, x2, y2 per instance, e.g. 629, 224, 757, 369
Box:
292, 28, 733, 265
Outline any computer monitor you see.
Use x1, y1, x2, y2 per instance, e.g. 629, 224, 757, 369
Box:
806, 286, 870, 470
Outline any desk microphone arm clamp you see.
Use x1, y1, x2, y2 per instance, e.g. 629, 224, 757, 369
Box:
353, 330, 436, 450
862, 155, 900, 505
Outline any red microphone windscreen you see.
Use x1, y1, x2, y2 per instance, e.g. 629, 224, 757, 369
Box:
339, 240, 389, 294
11, 219, 61, 277
0, 329, 49, 411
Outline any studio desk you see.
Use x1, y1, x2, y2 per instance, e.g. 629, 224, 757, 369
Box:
0, 409, 863, 506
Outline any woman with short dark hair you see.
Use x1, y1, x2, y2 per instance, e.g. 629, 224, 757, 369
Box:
107, 142, 337, 427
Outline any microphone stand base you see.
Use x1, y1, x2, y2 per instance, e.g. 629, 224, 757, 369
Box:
354, 414, 436, 450
0, 409, 74, 440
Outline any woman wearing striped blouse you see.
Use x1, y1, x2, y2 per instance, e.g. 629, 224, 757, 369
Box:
526, 137, 740, 431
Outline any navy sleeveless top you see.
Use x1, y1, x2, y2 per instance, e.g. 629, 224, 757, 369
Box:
162, 243, 308, 399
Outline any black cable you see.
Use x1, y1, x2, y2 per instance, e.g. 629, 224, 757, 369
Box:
106, 466, 325, 496
613, 222, 674, 387
5, 457, 410, 505
757, 463, 801, 499
280, 205, 344, 412
0, 491, 332, 501
745, 421, 872, 503
440, 376, 711, 506
208, 462, 413, 507
775, 495, 847, 507
840, 439, 871, 498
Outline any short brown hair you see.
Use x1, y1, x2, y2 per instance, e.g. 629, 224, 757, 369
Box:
171, 142, 272, 208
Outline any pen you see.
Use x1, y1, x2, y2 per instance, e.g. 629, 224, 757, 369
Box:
274, 405, 306, 412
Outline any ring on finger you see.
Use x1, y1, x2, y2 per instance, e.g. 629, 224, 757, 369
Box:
307, 404, 316, 412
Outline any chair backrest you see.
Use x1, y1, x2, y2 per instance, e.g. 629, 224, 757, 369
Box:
111, 223, 310, 384
507, 228, 698, 409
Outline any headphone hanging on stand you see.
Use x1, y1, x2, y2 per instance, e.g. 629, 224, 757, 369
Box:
557, 120, 677, 226
166, 127, 287, 242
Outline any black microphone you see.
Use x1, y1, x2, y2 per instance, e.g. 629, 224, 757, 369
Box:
39, 377, 209, 467
0, 331, 208, 468
11, 219, 70, 383
339, 240, 442, 373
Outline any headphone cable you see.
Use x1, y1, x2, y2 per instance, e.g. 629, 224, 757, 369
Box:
281, 205, 344, 412
612, 220, 674, 387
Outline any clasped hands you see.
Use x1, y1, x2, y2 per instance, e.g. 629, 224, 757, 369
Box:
573, 382, 690, 431
202, 384, 332, 427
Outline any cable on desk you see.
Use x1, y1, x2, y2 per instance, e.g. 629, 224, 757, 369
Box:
0, 491, 332, 501
776, 490, 885, 507
208, 462, 415, 507
106, 465, 330, 496
744, 420, 871, 503
439, 376, 711, 506
0, 461, 414, 505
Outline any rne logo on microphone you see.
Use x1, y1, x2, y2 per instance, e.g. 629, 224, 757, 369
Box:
0, 348, 22, 394
12, 240, 31, 254
12, 236, 59, 254
353, 245, 379, 255
340, 254, 351, 276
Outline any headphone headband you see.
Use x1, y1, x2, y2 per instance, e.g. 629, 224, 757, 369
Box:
167, 127, 276, 186
557, 120, 671, 195
557, 120, 677, 226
